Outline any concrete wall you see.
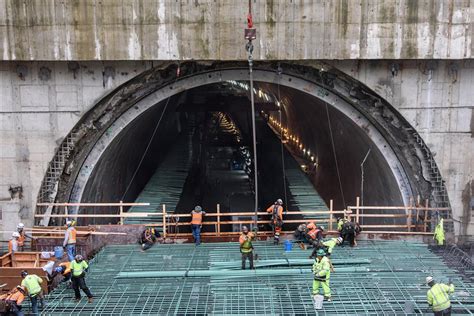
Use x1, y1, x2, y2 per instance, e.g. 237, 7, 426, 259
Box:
1, 0, 473, 61
0, 60, 472, 240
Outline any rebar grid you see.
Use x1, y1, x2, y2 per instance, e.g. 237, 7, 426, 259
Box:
40, 241, 473, 315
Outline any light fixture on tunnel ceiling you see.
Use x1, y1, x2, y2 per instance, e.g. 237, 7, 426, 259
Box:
276, 100, 280, 107
299, 144, 303, 150
311, 156, 315, 162
303, 149, 306, 154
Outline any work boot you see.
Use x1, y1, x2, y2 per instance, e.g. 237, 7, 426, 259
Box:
88, 297, 94, 304
74, 298, 81, 303
325, 297, 332, 302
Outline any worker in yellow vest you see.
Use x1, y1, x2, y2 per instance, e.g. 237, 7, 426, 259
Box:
63, 220, 77, 261
433, 218, 445, 246
190, 206, 206, 245
312, 249, 332, 302
239, 226, 257, 269
70, 255, 93, 303
426, 276, 454, 315
20, 270, 44, 315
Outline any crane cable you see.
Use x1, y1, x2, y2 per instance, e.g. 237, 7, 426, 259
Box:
245, 0, 259, 226
276, 64, 289, 213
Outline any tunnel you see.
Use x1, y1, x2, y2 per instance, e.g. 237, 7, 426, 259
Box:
36, 61, 446, 230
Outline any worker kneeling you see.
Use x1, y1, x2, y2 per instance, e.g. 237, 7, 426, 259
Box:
0, 285, 26, 316
139, 227, 160, 251
71, 255, 94, 303
312, 249, 332, 302
240, 226, 257, 270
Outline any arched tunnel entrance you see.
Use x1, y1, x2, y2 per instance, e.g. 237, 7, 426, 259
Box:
36, 61, 450, 231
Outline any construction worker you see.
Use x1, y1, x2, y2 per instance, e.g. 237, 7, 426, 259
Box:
8, 232, 20, 254
0, 285, 26, 316
240, 226, 257, 270
53, 261, 72, 284
63, 220, 77, 261
433, 218, 445, 246
266, 199, 283, 245
70, 255, 93, 303
307, 225, 324, 244
312, 249, 331, 302
16, 223, 33, 251
310, 237, 343, 259
139, 227, 161, 251
190, 206, 206, 245
20, 270, 44, 315
426, 276, 454, 315
294, 223, 307, 242
341, 220, 357, 247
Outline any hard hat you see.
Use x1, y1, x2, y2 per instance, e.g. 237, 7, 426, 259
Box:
319, 226, 325, 231
66, 220, 72, 226
426, 276, 434, 284
316, 249, 326, 257
12, 232, 20, 238
337, 237, 343, 243
17, 223, 25, 229
55, 266, 65, 273
75, 254, 83, 261
195, 206, 202, 212
20, 270, 28, 277
276, 199, 283, 205
16, 285, 25, 292
242, 226, 249, 232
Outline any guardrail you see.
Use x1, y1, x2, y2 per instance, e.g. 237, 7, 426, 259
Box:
36, 197, 450, 238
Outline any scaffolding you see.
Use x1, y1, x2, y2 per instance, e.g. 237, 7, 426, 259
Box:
40, 240, 473, 315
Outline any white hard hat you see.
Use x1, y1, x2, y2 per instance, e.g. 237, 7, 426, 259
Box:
17, 223, 25, 229
426, 276, 434, 284
276, 199, 283, 205
66, 220, 72, 226
12, 232, 20, 238
319, 226, 325, 231
337, 237, 343, 243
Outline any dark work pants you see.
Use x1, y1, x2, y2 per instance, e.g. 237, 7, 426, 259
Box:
72, 276, 93, 299
241, 252, 254, 269
142, 242, 154, 250
434, 307, 451, 316
343, 232, 356, 247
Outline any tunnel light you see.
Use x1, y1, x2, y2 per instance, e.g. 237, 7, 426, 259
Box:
303, 149, 306, 154
307, 149, 311, 155
311, 156, 315, 162
276, 101, 281, 107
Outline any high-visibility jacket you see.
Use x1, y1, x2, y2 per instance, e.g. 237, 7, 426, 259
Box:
191, 211, 205, 225
427, 283, 454, 312
434, 219, 445, 246
322, 238, 338, 254
59, 261, 71, 275
239, 232, 256, 253
312, 256, 331, 279
307, 228, 322, 240
71, 260, 89, 277
306, 222, 316, 231
5, 290, 25, 305
266, 204, 283, 221
337, 219, 346, 231
21, 274, 43, 296
8, 239, 18, 253
63, 227, 77, 247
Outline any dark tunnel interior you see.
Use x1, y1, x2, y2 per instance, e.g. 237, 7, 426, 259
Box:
78, 81, 404, 227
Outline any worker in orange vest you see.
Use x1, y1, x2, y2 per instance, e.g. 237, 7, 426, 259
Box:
63, 220, 77, 261
0, 285, 26, 315
53, 261, 72, 284
190, 206, 206, 245
266, 199, 284, 245
307, 225, 324, 244
16, 223, 33, 251
9, 232, 20, 254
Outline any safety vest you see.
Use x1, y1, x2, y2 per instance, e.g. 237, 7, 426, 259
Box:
322, 238, 338, 254
312, 256, 331, 279
434, 219, 445, 246
71, 260, 89, 277
337, 219, 346, 231
306, 222, 316, 231
21, 275, 42, 296
66, 227, 77, 244
191, 211, 203, 225
427, 283, 454, 311
5, 290, 25, 305
308, 228, 321, 240
18, 232, 26, 246
239, 232, 255, 253
60, 262, 71, 275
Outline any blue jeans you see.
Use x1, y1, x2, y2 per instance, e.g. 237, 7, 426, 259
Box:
191, 225, 201, 245
30, 295, 38, 315
66, 244, 76, 261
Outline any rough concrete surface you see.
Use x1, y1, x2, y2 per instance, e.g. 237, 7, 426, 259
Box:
0, 0, 473, 60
